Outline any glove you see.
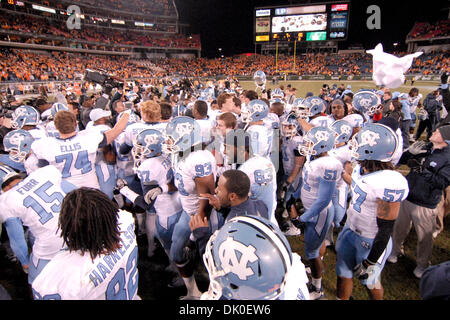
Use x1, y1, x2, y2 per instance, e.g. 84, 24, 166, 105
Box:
144, 187, 162, 204
116, 178, 128, 190
353, 259, 376, 281
407, 140, 427, 155
291, 217, 305, 233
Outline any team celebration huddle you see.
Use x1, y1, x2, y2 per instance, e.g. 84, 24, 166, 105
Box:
0, 59, 449, 301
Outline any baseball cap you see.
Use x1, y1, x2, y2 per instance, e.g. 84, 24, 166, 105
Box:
89, 108, 111, 122
392, 92, 401, 100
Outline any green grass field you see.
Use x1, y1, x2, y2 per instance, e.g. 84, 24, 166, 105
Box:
240, 80, 441, 99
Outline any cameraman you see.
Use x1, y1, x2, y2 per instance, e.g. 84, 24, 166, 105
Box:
389, 125, 450, 278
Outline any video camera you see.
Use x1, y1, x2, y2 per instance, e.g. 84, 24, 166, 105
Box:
84, 69, 124, 95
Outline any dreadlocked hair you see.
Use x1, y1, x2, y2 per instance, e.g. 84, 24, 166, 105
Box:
359, 160, 394, 173
58, 187, 122, 261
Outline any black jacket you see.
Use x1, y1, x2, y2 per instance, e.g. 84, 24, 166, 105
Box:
423, 93, 442, 115
399, 144, 450, 209
192, 198, 269, 256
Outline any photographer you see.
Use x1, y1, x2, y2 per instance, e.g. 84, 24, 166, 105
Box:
389, 125, 450, 278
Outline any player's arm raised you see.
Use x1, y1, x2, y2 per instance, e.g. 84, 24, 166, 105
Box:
104, 110, 130, 145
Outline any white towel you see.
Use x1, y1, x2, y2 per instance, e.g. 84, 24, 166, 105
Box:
367, 43, 423, 89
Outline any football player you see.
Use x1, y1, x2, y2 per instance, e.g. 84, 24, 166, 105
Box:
201, 215, 309, 300
10, 105, 47, 140
335, 123, 409, 300
280, 112, 305, 236
124, 128, 182, 260
0, 165, 77, 284
1, 129, 35, 173
31, 188, 139, 300
44, 103, 70, 138
31, 110, 130, 189
163, 116, 217, 299
223, 129, 278, 226
291, 126, 343, 299
296, 96, 333, 132
241, 99, 272, 158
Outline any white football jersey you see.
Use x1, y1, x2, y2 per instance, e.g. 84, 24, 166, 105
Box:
0, 166, 65, 260
123, 122, 166, 147
137, 155, 182, 229
114, 131, 135, 178
238, 155, 277, 224
301, 156, 343, 210
328, 144, 353, 188
279, 253, 310, 300
44, 121, 59, 138
309, 115, 333, 128
263, 113, 280, 131
31, 129, 105, 189
246, 124, 271, 158
342, 114, 365, 128
32, 210, 138, 300
174, 150, 217, 215
196, 118, 214, 143
28, 127, 47, 140
346, 165, 409, 239
281, 136, 303, 176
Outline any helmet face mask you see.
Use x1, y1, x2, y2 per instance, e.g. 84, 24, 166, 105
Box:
11, 106, 39, 129
132, 129, 163, 171
3, 129, 34, 163
331, 120, 353, 145
298, 127, 335, 157
281, 113, 299, 138
161, 116, 202, 155
349, 123, 398, 162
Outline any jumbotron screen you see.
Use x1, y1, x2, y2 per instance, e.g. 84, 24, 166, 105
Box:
254, 2, 350, 43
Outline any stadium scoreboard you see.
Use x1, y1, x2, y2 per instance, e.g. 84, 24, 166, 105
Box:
254, 2, 350, 43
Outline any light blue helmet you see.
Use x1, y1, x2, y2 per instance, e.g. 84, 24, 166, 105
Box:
301, 96, 326, 117
50, 102, 68, 118
271, 88, 284, 99
291, 97, 305, 118
202, 215, 293, 300
241, 99, 269, 123
348, 123, 398, 162
330, 119, 353, 144
0, 164, 19, 188
162, 116, 202, 153
281, 112, 299, 138
11, 105, 40, 129
3, 129, 35, 163
253, 70, 266, 87
299, 126, 336, 157
132, 128, 164, 169
353, 91, 382, 116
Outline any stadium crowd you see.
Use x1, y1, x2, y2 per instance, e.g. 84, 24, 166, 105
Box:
0, 64, 449, 301
0, 48, 448, 84
407, 20, 450, 40
0, 15, 199, 49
